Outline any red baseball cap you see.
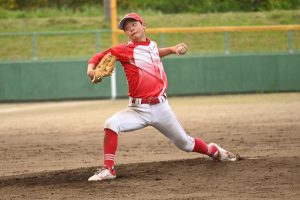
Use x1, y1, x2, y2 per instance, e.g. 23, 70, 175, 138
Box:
118, 13, 144, 30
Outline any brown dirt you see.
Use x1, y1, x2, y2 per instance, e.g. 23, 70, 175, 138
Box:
0, 93, 300, 200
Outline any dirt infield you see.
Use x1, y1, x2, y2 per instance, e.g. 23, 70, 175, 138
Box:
0, 93, 299, 199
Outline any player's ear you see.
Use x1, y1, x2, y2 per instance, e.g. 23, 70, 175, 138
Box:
142, 23, 146, 31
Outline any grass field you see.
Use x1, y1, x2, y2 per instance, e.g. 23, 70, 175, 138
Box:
0, 9, 299, 61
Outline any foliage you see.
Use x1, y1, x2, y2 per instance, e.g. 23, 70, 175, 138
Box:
126, 0, 300, 13
0, 10, 299, 61
0, 0, 101, 10
0, 0, 300, 13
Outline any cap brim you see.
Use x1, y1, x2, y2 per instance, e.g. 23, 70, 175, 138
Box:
118, 17, 136, 30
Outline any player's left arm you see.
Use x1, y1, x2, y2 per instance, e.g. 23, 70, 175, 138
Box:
158, 43, 188, 58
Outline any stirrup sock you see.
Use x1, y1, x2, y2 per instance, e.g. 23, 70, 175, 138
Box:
103, 128, 118, 171
192, 138, 208, 154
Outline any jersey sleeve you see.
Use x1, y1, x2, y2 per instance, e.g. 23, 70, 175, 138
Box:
110, 43, 129, 63
87, 49, 111, 65
87, 43, 129, 65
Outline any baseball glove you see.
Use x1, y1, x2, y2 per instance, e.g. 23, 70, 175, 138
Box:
91, 53, 116, 84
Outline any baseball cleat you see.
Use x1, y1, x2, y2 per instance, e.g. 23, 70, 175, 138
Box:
88, 168, 116, 181
207, 143, 237, 162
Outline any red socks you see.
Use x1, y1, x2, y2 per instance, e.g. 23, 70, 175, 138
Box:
103, 128, 118, 171
103, 129, 209, 169
192, 138, 208, 155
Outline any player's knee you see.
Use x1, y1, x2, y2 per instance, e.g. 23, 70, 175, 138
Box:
104, 117, 120, 134
174, 139, 193, 152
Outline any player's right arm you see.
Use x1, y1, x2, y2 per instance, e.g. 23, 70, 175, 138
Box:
158, 43, 188, 58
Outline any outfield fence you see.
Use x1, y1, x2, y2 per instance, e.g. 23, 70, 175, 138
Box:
0, 52, 299, 102
0, 25, 300, 61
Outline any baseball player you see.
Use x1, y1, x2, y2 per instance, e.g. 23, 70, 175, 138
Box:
87, 13, 237, 181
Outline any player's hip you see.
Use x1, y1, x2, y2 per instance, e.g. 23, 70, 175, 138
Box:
128, 93, 167, 107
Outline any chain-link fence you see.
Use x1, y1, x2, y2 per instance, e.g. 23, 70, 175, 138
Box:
0, 27, 299, 61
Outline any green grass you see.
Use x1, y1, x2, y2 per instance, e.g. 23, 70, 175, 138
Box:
0, 9, 299, 61
0, 6, 104, 19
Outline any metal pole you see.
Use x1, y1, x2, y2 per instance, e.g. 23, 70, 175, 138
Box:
288, 30, 294, 53
224, 32, 230, 54
96, 31, 101, 52
32, 32, 38, 60
110, 0, 118, 99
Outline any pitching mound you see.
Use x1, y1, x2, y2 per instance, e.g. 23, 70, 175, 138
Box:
1, 156, 299, 200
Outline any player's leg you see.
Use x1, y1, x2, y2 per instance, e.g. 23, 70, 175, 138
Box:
105, 106, 150, 134
87, 128, 118, 181
152, 101, 237, 161
103, 107, 149, 170
88, 106, 150, 181
151, 101, 207, 153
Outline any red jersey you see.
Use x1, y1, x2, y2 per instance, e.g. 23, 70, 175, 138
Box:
88, 38, 168, 99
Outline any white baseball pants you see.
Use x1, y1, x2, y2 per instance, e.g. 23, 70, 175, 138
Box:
104, 99, 195, 152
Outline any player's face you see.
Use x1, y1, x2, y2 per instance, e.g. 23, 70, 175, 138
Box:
123, 20, 146, 42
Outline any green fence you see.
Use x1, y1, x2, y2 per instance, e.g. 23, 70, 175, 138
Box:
1, 29, 299, 61
0, 60, 110, 101
164, 53, 300, 95
0, 53, 299, 102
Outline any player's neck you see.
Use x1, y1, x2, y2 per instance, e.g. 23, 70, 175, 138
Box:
132, 35, 147, 43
